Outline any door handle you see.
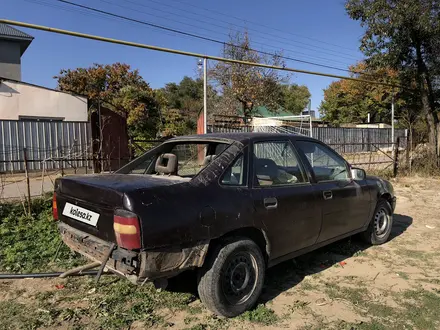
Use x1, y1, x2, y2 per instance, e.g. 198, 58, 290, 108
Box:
323, 190, 333, 200
264, 197, 278, 210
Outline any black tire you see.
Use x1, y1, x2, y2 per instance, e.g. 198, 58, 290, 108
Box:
361, 199, 393, 245
197, 237, 265, 317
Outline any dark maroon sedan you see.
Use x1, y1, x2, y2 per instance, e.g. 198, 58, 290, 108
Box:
53, 133, 396, 317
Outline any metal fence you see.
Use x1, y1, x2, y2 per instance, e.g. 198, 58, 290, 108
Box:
312, 127, 407, 151
208, 125, 407, 152
0, 120, 91, 172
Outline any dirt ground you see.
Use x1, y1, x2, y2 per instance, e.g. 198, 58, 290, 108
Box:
1, 176, 440, 330
0, 168, 89, 201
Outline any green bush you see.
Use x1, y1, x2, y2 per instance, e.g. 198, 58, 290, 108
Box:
0, 197, 84, 273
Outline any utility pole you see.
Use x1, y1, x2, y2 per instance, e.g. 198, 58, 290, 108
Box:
203, 57, 208, 134
391, 91, 395, 148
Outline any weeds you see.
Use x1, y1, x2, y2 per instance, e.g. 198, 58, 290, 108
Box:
396, 271, 409, 280
239, 304, 278, 325
184, 324, 208, 330
0, 197, 85, 273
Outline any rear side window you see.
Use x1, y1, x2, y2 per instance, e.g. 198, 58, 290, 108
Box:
221, 152, 247, 186
253, 141, 307, 186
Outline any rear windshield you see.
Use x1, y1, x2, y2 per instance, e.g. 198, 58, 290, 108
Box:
117, 140, 231, 179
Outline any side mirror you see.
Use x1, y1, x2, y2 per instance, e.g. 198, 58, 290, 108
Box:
351, 167, 366, 180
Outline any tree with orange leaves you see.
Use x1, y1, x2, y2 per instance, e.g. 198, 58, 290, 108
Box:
320, 62, 406, 125
55, 63, 161, 139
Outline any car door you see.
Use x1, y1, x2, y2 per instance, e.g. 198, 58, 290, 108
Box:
295, 140, 371, 242
251, 139, 321, 259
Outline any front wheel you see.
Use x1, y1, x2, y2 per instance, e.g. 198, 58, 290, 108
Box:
197, 238, 265, 317
361, 199, 393, 245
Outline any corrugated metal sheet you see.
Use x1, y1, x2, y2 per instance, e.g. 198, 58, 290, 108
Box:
208, 125, 407, 152
0, 120, 91, 172
312, 127, 407, 152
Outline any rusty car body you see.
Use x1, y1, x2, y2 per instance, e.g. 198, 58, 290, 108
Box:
54, 133, 396, 317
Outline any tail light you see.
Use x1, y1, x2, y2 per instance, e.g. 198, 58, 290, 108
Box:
52, 193, 58, 220
113, 209, 141, 250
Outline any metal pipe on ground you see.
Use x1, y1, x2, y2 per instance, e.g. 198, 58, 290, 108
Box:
0, 270, 110, 280
59, 261, 100, 278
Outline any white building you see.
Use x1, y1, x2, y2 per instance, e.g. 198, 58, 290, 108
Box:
0, 77, 88, 122
0, 24, 88, 122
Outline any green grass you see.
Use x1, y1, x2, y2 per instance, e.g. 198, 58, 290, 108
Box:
184, 316, 199, 325
396, 271, 409, 280
395, 249, 433, 261
238, 304, 279, 326
0, 276, 198, 330
0, 197, 85, 273
1, 195, 439, 330
319, 281, 440, 330
184, 324, 208, 330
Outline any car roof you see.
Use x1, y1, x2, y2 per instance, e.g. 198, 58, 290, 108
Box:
168, 132, 316, 145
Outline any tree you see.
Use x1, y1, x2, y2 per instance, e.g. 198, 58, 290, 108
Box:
210, 32, 288, 118
320, 62, 403, 125
55, 63, 161, 139
159, 76, 217, 136
346, 0, 440, 156
161, 76, 207, 121
154, 88, 196, 137
279, 84, 311, 115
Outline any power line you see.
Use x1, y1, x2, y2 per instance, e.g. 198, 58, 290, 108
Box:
104, 0, 361, 61
0, 19, 402, 89
24, 0, 212, 43
166, 0, 361, 54
94, 0, 356, 65
53, 0, 357, 74
94, 0, 356, 67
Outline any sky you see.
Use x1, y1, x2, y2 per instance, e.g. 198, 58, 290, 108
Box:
3, 0, 366, 115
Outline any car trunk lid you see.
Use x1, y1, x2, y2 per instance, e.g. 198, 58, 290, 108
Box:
55, 174, 187, 244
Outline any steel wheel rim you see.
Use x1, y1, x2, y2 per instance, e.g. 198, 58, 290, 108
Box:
221, 252, 258, 305
374, 208, 389, 238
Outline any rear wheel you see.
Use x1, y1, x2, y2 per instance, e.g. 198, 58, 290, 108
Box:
197, 237, 265, 317
362, 199, 393, 245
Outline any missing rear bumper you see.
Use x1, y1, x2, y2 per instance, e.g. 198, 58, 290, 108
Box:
58, 222, 209, 284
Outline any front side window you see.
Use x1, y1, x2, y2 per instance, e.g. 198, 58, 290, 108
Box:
296, 141, 349, 182
253, 141, 307, 186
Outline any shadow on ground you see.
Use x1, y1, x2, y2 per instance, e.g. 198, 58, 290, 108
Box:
166, 214, 413, 304
260, 213, 412, 303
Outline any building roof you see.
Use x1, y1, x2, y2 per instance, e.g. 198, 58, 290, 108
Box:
0, 23, 34, 55
0, 76, 88, 99
253, 106, 296, 118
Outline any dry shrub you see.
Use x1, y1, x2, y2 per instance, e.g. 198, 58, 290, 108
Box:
407, 144, 440, 176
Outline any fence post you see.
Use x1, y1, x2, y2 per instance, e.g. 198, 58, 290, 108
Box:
85, 142, 88, 174
405, 130, 410, 170
59, 146, 64, 176
129, 137, 133, 161
118, 136, 121, 169
23, 148, 31, 214
393, 137, 400, 177
74, 139, 77, 174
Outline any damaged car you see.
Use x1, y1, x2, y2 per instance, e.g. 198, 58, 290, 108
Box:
53, 133, 396, 317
